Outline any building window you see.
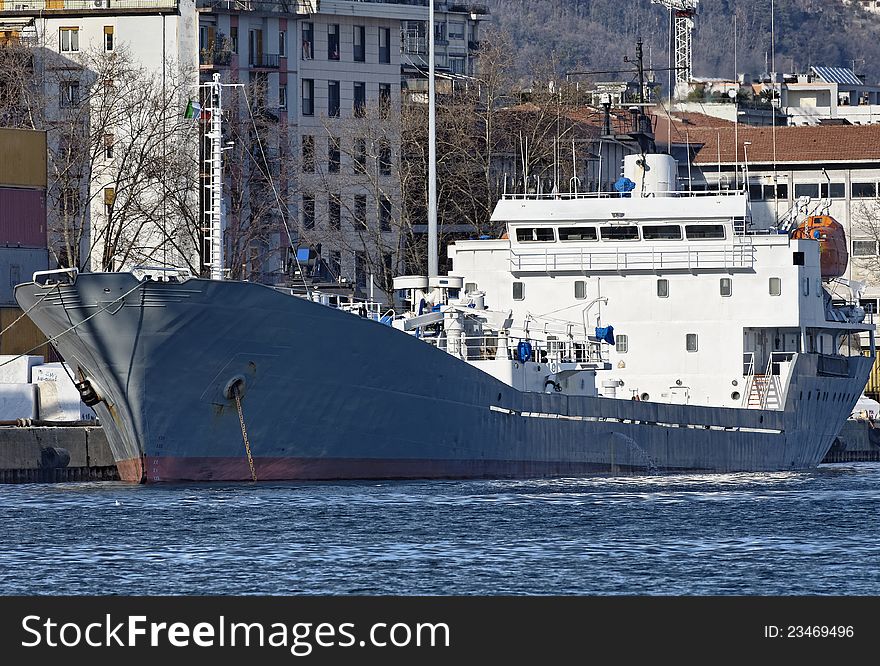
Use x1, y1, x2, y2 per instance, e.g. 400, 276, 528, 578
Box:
762, 183, 788, 200
328, 136, 340, 173
59, 27, 79, 53
353, 81, 366, 117
686, 333, 698, 352
301, 135, 314, 173
821, 182, 845, 199
769, 277, 782, 296
513, 282, 524, 300
328, 80, 340, 117
279, 84, 287, 109
794, 183, 819, 199
355, 251, 367, 288
720, 277, 732, 297
104, 133, 114, 159
353, 137, 366, 173
379, 27, 391, 63
616, 334, 628, 353
327, 250, 341, 278
328, 24, 339, 60
353, 25, 365, 62
574, 280, 586, 300
851, 182, 877, 198
60, 81, 80, 107
379, 83, 391, 119
60, 188, 79, 217
103, 187, 115, 222
329, 194, 341, 230
103, 26, 114, 52
379, 195, 391, 232
353, 194, 367, 229
231, 26, 238, 53
301, 22, 312, 59
302, 193, 315, 229
449, 56, 465, 74
657, 278, 669, 298
853, 239, 879, 256
279, 30, 286, 57
378, 141, 392, 176
301, 79, 314, 115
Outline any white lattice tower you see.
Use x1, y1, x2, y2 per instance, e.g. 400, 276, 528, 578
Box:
651, 0, 699, 99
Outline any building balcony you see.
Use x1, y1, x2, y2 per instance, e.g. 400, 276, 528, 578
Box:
199, 48, 233, 67
195, 0, 315, 14
467, 40, 480, 51
248, 52, 279, 69
0, 0, 179, 16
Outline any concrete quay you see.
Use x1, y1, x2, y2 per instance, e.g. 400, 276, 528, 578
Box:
1, 419, 878, 484
0, 425, 118, 483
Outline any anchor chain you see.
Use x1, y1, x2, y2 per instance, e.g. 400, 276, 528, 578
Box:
232, 384, 257, 482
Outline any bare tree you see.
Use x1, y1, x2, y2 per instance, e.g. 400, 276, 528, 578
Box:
0, 38, 201, 272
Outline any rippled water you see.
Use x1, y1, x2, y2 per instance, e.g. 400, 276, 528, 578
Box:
2, 463, 879, 595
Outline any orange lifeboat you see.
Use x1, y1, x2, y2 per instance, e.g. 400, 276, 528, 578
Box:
790, 215, 848, 279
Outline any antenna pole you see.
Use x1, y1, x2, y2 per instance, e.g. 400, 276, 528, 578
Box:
205, 73, 224, 281
427, 0, 438, 278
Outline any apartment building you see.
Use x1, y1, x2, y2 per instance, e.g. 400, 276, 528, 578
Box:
0, 0, 486, 294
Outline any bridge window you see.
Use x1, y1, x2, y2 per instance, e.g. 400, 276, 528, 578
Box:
657, 279, 669, 298
686, 333, 698, 352
600, 225, 638, 241
720, 278, 732, 297
515, 227, 555, 242
558, 226, 597, 241
642, 224, 682, 240
769, 277, 782, 296
685, 224, 726, 240
574, 280, 586, 299
513, 282, 524, 300
616, 335, 628, 353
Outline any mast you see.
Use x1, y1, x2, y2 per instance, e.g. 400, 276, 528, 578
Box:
204, 73, 225, 281
427, 0, 438, 278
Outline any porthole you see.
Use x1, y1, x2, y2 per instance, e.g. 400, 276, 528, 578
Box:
640, 393, 650, 401
731, 391, 741, 401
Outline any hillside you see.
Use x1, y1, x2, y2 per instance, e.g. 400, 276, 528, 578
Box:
486, 0, 880, 90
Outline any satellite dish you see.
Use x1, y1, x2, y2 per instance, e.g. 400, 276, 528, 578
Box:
728, 89, 737, 99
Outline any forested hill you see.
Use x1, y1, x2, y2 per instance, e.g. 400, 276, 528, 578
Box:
486, 0, 880, 88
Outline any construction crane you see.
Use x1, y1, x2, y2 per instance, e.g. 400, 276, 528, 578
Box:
651, 0, 699, 100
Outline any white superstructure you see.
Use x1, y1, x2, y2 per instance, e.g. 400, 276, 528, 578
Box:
381, 151, 876, 411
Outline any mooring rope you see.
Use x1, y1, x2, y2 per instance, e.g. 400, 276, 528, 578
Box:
0, 285, 58, 339
232, 383, 257, 482
0, 281, 145, 370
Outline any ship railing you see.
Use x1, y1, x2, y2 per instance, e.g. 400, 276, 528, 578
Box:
510, 244, 756, 273
742, 351, 794, 409
501, 189, 745, 201
424, 334, 607, 365
32, 267, 78, 287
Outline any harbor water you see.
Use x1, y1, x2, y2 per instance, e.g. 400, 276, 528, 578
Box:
1, 463, 879, 595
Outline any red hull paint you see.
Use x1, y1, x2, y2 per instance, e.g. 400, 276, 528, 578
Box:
120, 456, 646, 483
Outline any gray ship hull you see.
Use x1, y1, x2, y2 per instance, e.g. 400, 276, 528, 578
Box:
14, 273, 873, 482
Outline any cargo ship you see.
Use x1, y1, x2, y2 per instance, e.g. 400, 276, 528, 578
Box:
12, 62, 875, 482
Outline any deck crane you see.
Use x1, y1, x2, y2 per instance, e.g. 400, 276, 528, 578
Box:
651, 0, 699, 99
